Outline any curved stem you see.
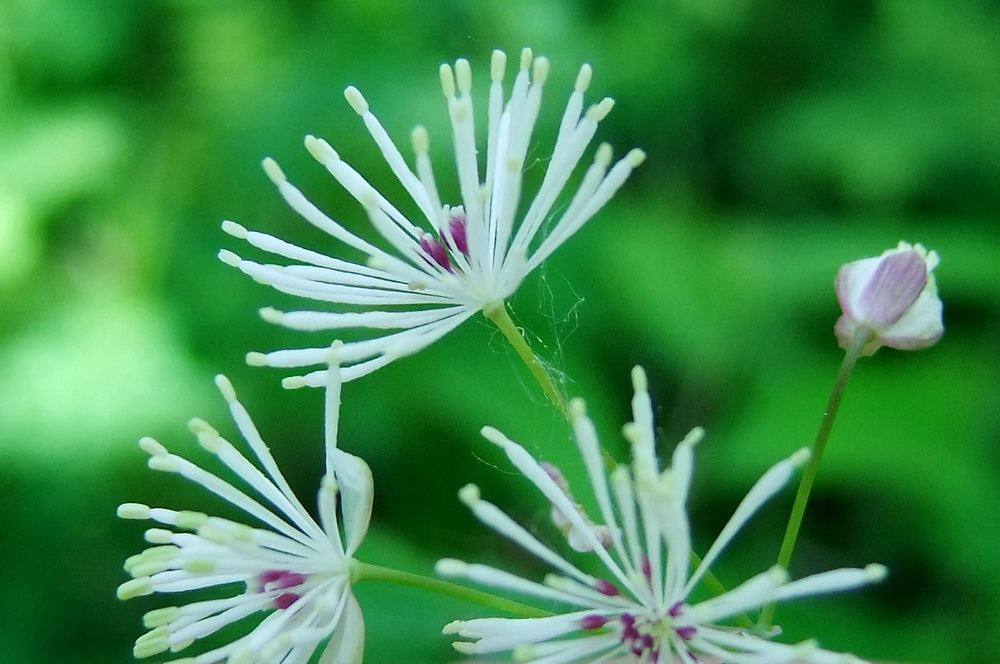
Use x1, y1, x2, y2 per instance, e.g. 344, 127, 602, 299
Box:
483, 301, 568, 417
352, 561, 551, 619
757, 326, 874, 630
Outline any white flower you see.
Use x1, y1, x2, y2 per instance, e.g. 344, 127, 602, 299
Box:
117, 359, 372, 664
835, 241, 943, 355
437, 367, 886, 664
219, 48, 645, 387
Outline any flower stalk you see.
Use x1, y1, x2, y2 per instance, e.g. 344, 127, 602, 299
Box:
353, 561, 550, 619
483, 301, 568, 416
758, 325, 874, 630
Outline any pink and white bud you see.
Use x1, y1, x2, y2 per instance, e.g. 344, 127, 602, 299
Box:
835, 241, 943, 355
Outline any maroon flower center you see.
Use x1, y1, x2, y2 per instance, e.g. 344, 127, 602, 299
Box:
579, 601, 697, 659
257, 570, 307, 610
418, 211, 470, 272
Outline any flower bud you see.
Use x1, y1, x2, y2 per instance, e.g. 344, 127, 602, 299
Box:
834, 242, 943, 355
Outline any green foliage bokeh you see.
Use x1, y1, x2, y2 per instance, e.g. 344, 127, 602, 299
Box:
1, 1, 998, 663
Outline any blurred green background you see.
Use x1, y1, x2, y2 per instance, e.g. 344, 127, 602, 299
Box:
1, 1, 998, 663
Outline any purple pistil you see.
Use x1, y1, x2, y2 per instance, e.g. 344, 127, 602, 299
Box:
258, 570, 307, 609
419, 234, 452, 271
596, 579, 621, 596
580, 614, 608, 631
448, 212, 469, 256
676, 626, 697, 641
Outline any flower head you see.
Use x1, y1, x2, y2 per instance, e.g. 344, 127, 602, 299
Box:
117, 356, 372, 664
438, 367, 885, 664
835, 241, 943, 355
220, 48, 644, 387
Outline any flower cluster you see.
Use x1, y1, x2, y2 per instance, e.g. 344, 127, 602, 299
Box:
220, 48, 644, 387
438, 367, 885, 664
116, 48, 939, 664
118, 365, 372, 664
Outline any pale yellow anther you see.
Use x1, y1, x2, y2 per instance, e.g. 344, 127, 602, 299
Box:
139, 437, 168, 457
188, 416, 218, 439
789, 447, 811, 467
594, 143, 613, 167
479, 425, 506, 447
217, 249, 241, 267
261, 157, 285, 185
532, 56, 550, 86
144, 528, 174, 544
344, 86, 368, 114
133, 626, 170, 659
568, 397, 587, 420
259, 306, 283, 324
411, 125, 430, 155
630, 366, 648, 392
490, 50, 507, 82
305, 135, 338, 163
586, 97, 615, 122
143, 606, 180, 629
441, 618, 465, 635
282, 375, 307, 390
455, 58, 472, 94
434, 558, 468, 578
519, 47, 533, 71
175, 510, 209, 530
221, 220, 248, 239
213, 374, 237, 402
148, 455, 180, 473
865, 563, 889, 581
458, 483, 481, 505
118, 503, 151, 520
439, 63, 456, 99
626, 148, 647, 167
575, 63, 593, 92
245, 351, 268, 367
182, 558, 216, 574
117, 577, 154, 600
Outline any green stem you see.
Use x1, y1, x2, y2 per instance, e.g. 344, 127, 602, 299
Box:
757, 326, 874, 630
352, 561, 551, 619
483, 301, 568, 417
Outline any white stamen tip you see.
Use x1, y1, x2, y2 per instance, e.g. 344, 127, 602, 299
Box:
138, 437, 168, 457
630, 365, 648, 391
865, 564, 889, 581
458, 483, 481, 505
411, 125, 430, 154
626, 147, 647, 167
245, 351, 268, 367
455, 59, 472, 94
143, 607, 180, 629
261, 157, 285, 184
221, 220, 247, 238
117, 577, 153, 600
259, 307, 284, 324
680, 426, 705, 449
568, 397, 587, 420
305, 135, 338, 163
441, 618, 466, 635
575, 63, 593, 92
532, 57, 550, 86
282, 375, 308, 390
144, 528, 174, 544
217, 249, 241, 267
595, 143, 613, 166
452, 642, 476, 655
789, 447, 812, 467
435, 558, 469, 578
117, 503, 151, 519
148, 455, 180, 473
439, 63, 456, 99
490, 50, 507, 82
587, 97, 615, 121
344, 86, 369, 114
327, 340, 344, 365
480, 425, 506, 446
519, 47, 533, 70
213, 374, 236, 401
